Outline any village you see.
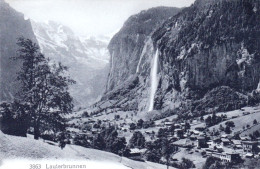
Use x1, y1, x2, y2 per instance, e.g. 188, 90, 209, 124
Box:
62, 104, 260, 168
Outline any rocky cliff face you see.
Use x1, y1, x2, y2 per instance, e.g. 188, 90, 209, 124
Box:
97, 7, 181, 115
152, 0, 260, 115
98, 1, 260, 119
106, 7, 181, 92
31, 21, 110, 108
0, 0, 37, 101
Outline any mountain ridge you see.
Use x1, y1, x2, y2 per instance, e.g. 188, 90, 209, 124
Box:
31, 20, 110, 108
0, 0, 37, 102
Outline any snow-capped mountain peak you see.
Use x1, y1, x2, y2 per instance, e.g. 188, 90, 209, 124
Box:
31, 20, 110, 108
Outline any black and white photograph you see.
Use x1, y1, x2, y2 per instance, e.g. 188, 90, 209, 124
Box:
1, 0, 260, 168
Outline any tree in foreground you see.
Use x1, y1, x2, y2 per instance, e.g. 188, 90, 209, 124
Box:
14, 37, 75, 140
203, 156, 226, 169
145, 141, 161, 163
0, 101, 29, 137
91, 126, 128, 156
145, 137, 178, 168
129, 131, 146, 148
161, 138, 178, 169
179, 158, 195, 169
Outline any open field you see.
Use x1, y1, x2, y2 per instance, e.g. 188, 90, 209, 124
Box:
209, 110, 260, 134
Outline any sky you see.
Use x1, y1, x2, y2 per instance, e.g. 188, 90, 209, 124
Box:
6, 0, 195, 37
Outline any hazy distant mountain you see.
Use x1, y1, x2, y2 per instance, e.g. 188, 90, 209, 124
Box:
0, 0, 37, 102
31, 20, 110, 108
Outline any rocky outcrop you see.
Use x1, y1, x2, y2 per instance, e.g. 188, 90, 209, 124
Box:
0, 0, 37, 101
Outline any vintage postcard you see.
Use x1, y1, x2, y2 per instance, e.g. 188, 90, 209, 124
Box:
1, 0, 260, 168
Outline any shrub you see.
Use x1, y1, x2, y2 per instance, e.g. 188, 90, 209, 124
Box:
0, 101, 30, 137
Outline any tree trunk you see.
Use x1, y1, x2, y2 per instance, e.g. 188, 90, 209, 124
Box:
167, 158, 169, 169
34, 118, 40, 140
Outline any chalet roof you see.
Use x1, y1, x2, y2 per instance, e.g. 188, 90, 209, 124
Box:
130, 148, 146, 154
232, 140, 241, 145
92, 128, 99, 132
221, 138, 230, 142
212, 136, 221, 141
225, 152, 240, 155
173, 139, 188, 146
221, 134, 228, 138
224, 149, 239, 154
165, 122, 172, 125
190, 130, 200, 134
198, 136, 206, 140
241, 136, 250, 140
43, 130, 54, 135
245, 153, 254, 157
242, 141, 258, 145
211, 152, 222, 156
205, 148, 217, 152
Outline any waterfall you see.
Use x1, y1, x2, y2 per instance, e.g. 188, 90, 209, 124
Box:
148, 49, 159, 111
257, 80, 260, 92
136, 42, 147, 73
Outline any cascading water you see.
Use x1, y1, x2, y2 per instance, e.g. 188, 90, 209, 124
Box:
148, 49, 159, 111
257, 80, 260, 92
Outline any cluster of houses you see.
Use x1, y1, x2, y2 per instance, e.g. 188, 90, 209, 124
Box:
119, 120, 239, 162
66, 112, 260, 164
142, 118, 260, 163
169, 126, 260, 163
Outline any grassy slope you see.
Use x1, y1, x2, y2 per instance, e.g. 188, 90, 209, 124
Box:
0, 131, 175, 169
189, 105, 260, 133
209, 108, 260, 134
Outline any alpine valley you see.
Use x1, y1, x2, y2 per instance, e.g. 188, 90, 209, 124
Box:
2, 0, 260, 168
91, 0, 260, 121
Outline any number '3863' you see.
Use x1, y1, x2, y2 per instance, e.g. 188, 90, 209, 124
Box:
29, 164, 41, 169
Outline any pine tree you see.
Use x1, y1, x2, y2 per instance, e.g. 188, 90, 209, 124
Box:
14, 37, 75, 140
161, 138, 178, 169
224, 126, 231, 134
137, 119, 144, 129
110, 137, 127, 155
92, 134, 106, 150
179, 158, 195, 169
129, 131, 146, 148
